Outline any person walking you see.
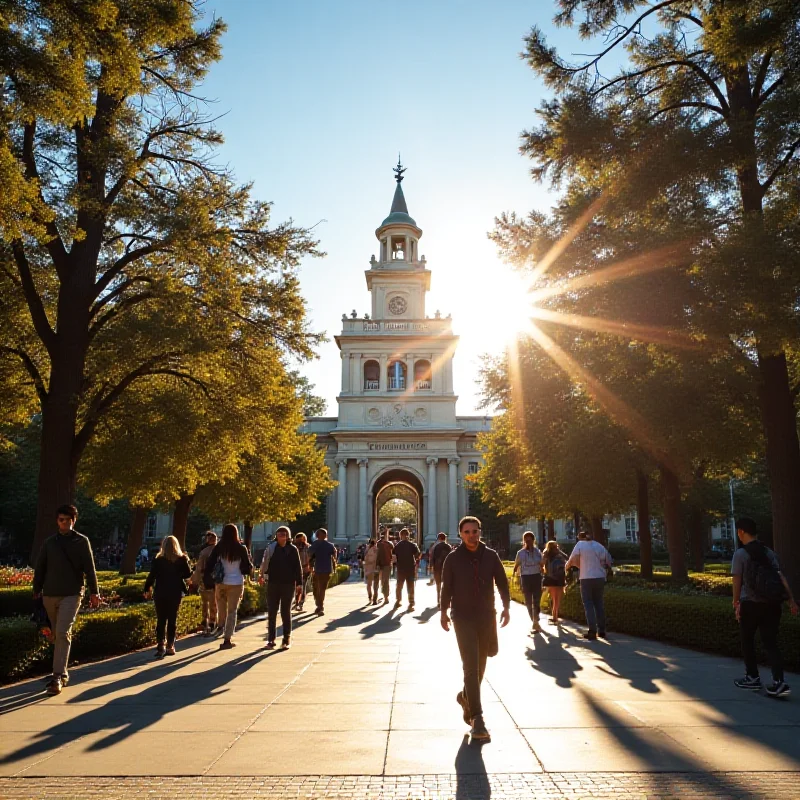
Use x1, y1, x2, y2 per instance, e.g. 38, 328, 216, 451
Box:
564, 531, 613, 640
191, 531, 218, 635
259, 526, 302, 650
732, 517, 798, 697
431, 533, 452, 607
375, 529, 394, 605
293, 532, 312, 611
308, 528, 337, 616
33, 505, 101, 696
393, 528, 420, 611
144, 535, 192, 658
205, 523, 253, 650
512, 531, 544, 633
363, 539, 379, 604
541, 539, 569, 623
441, 516, 510, 742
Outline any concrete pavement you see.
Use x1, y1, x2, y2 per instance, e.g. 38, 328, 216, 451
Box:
1, 576, 799, 798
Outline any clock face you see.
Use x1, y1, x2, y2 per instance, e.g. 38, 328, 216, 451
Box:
388, 296, 407, 315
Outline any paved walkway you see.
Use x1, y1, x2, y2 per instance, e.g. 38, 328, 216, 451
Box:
1, 578, 799, 799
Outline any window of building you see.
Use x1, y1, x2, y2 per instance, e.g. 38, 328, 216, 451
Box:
625, 513, 638, 543
387, 360, 407, 391
414, 359, 431, 390
363, 359, 380, 391
719, 519, 733, 540
468, 462, 479, 474
565, 520, 575, 541
391, 236, 406, 260
146, 515, 157, 539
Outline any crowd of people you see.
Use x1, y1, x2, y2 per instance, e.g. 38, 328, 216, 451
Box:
31, 504, 798, 739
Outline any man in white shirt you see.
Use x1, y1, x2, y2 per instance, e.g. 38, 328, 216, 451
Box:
565, 531, 613, 640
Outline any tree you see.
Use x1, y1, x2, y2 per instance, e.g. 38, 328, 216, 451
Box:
0, 1, 321, 561
520, 0, 800, 594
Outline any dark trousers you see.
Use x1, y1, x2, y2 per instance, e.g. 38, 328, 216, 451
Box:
396, 569, 415, 604
267, 582, 295, 642
740, 600, 783, 682
453, 615, 491, 719
434, 568, 444, 604
521, 574, 542, 621
155, 593, 181, 645
313, 572, 330, 611
579, 578, 606, 633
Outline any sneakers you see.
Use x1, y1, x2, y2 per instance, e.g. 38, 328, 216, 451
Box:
155, 644, 166, 660
583, 630, 597, 641
470, 715, 491, 741
766, 681, 791, 698
281, 639, 291, 650
532, 620, 542, 633
394, 600, 402, 609
598, 630, 607, 639
219, 639, 235, 650
734, 675, 763, 691
456, 691, 471, 725
165, 644, 176, 656
408, 604, 415, 611
266, 641, 276, 650
46, 677, 62, 696
60, 674, 70, 687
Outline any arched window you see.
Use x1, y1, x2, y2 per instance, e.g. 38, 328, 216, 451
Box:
363, 360, 380, 391
387, 360, 407, 391
414, 359, 432, 390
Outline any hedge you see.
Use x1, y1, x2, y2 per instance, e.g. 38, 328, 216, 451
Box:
508, 571, 800, 672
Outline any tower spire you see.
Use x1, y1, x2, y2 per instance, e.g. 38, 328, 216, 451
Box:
393, 153, 406, 184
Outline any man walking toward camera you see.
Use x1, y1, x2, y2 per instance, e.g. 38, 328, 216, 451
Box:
308, 528, 337, 616
33, 505, 101, 696
393, 528, 420, 611
441, 516, 510, 742
732, 517, 798, 697
375, 529, 394, 605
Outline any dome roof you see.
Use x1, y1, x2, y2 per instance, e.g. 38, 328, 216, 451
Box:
380, 182, 417, 228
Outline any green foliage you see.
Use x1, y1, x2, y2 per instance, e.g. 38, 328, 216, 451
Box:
328, 564, 351, 588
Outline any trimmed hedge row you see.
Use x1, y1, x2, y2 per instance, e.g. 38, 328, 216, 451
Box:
508, 570, 800, 672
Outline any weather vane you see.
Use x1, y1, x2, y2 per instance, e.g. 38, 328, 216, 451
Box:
393, 153, 406, 184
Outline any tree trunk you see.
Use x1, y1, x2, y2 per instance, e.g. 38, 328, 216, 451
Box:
636, 468, 653, 579
537, 517, 546, 548
172, 491, 195, 548
572, 511, 581, 537
659, 465, 687, 582
757, 350, 800, 600
243, 520, 254, 551
688, 504, 705, 573
121, 506, 148, 574
547, 518, 556, 541
590, 516, 606, 547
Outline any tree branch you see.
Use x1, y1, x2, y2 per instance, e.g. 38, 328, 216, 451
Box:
10, 241, 56, 353
756, 71, 786, 106
87, 291, 155, 343
0, 346, 48, 403
752, 50, 774, 102
93, 243, 167, 299
760, 138, 800, 195
90, 276, 155, 320
646, 101, 726, 122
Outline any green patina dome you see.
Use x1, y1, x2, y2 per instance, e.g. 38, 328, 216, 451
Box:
380, 182, 417, 228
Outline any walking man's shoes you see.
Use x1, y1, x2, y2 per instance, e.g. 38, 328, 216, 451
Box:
456, 691, 471, 725
46, 677, 62, 696
766, 681, 791, 698
583, 630, 597, 641
597, 630, 607, 639
60, 674, 70, 687
408, 604, 415, 611
734, 675, 763, 690
470, 715, 491, 741
266, 641, 276, 650
281, 639, 291, 650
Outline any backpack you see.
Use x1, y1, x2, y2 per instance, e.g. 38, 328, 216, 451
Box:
743, 542, 787, 604
211, 558, 225, 585
433, 542, 451, 568
376, 540, 392, 567
548, 556, 566, 583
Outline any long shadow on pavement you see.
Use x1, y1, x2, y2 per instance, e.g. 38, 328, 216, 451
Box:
359, 606, 409, 639
454, 734, 491, 800
524, 628, 584, 688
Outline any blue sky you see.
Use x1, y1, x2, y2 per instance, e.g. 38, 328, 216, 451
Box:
200, 1, 583, 414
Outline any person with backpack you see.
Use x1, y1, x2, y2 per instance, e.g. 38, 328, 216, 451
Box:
32, 504, 101, 696
564, 531, 613, 640
190, 531, 217, 635
363, 539, 379, 604
259, 526, 302, 650
731, 517, 798, 697
431, 533, 452, 608
143, 535, 192, 658
541, 540, 569, 623
512, 531, 544, 633
308, 528, 337, 616
375, 530, 394, 605
393, 528, 421, 610
204, 523, 253, 650
293, 532, 312, 611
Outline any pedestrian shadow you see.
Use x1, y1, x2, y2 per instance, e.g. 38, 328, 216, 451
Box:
413, 606, 439, 624
525, 628, 584, 688
454, 734, 491, 800
359, 606, 408, 639
318, 607, 375, 634
0, 649, 275, 766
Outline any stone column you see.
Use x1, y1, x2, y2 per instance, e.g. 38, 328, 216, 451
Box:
379, 354, 388, 392
358, 458, 369, 538
406, 352, 413, 391
448, 457, 460, 536
341, 352, 350, 394
336, 459, 347, 539
427, 457, 438, 538
350, 353, 361, 394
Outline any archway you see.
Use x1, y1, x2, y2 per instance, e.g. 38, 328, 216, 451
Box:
371, 467, 425, 545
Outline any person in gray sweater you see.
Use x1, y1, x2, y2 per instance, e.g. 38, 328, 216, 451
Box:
33, 504, 101, 696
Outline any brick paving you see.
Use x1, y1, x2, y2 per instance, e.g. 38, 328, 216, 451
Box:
1, 577, 799, 799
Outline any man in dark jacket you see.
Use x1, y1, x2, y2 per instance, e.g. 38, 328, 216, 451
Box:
441, 516, 510, 742
259, 526, 303, 649
431, 532, 453, 608
33, 505, 101, 696
393, 528, 420, 610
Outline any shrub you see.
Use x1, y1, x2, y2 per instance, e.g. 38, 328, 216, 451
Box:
0, 566, 34, 586
329, 564, 350, 587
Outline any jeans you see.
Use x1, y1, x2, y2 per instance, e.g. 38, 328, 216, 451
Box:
521, 574, 542, 622
313, 572, 331, 611
298, 572, 311, 606
200, 587, 216, 628
215, 583, 244, 640
740, 600, 783, 682
434, 568, 444, 605
267, 582, 295, 642
579, 578, 606, 633
396, 569, 415, 604
378, 565, 392, 599
42, 594, 81, 679
366, 570, 379, 600
155, 592, 181, 646
453, 615, 492, 719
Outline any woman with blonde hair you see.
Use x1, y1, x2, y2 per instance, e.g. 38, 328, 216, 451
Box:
541, 539, 569, 624
144, 535, 192, 658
